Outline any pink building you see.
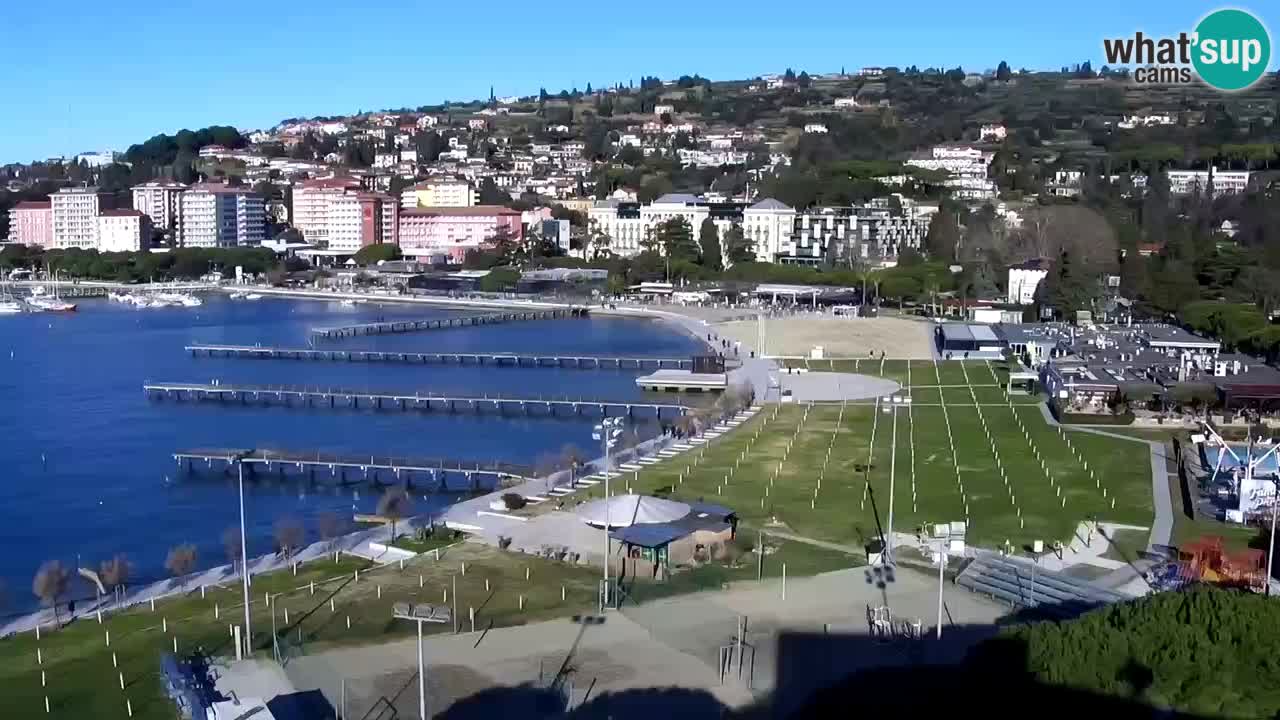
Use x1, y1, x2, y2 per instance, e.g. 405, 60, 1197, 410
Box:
7, 200, 53, 247
398, 205, 522, 262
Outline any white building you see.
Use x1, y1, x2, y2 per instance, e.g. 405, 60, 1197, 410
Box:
906, 145, 996, 200
131, 181, 187, 232
654, 104, 675, 117
51, 187, 110, 249
179, 183, 265, 248
803, 124, 829, 134
416, 115, 438, 129
75, 150, 118, 168
979, 124, 1007, 141
325, 192, 399, 253
1118, 114, 1176, 129
97, 210, 151, 252
833, 98, 860, 108
1166, 168, 1251, 196
1007, 259, 1050, 305
742, 199, 796, 262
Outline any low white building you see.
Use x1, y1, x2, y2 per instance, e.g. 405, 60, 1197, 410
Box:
1007, 259, 1050, 305
979, 124, 1007, 141
1166, 168, 1251, 196
833, 97, 860, 108
654, 104, 675, 116
1118, 114, 1176, 129
803, 123, 828, 134
76, 150, 119, 168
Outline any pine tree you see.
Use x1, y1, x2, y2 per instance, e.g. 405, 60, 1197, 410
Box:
698, 219, 723, 272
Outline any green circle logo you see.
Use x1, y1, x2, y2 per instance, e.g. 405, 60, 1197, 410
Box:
1192, 9, 1271, 91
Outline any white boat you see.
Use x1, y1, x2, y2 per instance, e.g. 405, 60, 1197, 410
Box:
27, 296, 76, 312
0, 300, 23, 314
339, 299, 356, 307
244, 293, 263, 300
230, 291, 248, 300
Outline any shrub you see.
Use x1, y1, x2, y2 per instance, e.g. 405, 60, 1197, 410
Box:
501, 492, 528, 510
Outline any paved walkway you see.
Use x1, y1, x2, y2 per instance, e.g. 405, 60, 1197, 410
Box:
1036, 404, 1174, 552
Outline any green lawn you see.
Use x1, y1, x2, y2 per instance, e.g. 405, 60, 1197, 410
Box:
2, 545, 605, 719
580, 389, 1155, 551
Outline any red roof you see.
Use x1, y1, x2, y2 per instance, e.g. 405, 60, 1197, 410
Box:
300, 177, 361, 190
13, 200, 51, 210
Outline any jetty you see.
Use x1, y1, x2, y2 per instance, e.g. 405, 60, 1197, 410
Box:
310, 307, 586, 339
144, 382, 690, 418
185, 344, 692, 370
174, 448, 532, 490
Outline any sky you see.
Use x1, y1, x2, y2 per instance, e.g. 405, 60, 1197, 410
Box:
0, 0, 1274, 164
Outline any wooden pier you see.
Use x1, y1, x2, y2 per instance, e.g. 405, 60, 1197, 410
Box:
144, 382, 689, 418
174, 448, 532, 490
310, 307, 587, 339
185, 344, 692, 370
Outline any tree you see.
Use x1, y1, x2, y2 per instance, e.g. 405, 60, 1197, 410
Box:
223, 527, 244, 574
653, 217, 699, 262
723, 223, 755, 265
477, 178, 509, 205
588, 230, 612, 260
99, 554, 130, 603
377, 488, 412, 541
698, 219, 723, 272
479, 267, 521, 292
165, 544, 197, 580
995, 61, 1012, 82
353, 243, 402, 266
924, 211, 961, 263
273, 517, 306, 560
33, 561, 70, 626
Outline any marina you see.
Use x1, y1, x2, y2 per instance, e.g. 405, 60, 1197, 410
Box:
144, 381, 692, 417
185, 343, 693, 369
310, 307, 588, 339
174, 447, 535, 489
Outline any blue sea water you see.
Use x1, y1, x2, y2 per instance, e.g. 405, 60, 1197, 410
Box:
0, 296, 701, 611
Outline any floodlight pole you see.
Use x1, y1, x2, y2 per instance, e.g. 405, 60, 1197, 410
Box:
886, 402, 897, 562
238, 462, 252, 657
1268, 477, 1279, 596
935, 544, 945, 640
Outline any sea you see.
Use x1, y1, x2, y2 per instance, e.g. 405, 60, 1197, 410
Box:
0, 295, 702, 613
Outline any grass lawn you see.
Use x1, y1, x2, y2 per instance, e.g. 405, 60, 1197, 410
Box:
580, 387, 1156, 552
1101, 527, 1151, 563
2, 545, 605, 719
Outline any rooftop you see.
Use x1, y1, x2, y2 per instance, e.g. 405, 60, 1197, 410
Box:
401, 205, 519, 217
12, 200, 51, 210
99, 209, 145, 217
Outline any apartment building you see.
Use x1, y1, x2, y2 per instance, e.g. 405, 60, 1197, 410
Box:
905, 145, 996, 200
400, 180, 477, 209
293, 177, 362, 246
398, 206, 522, 262
1166, 168, 1251, 196
51, 187, 112, 249
742, 199, 795, 262
97, 210, 151, 252
6, 200, 53, 247
325, 192, 399, 253
131, 180, 187, 232
179, 183, 265, 248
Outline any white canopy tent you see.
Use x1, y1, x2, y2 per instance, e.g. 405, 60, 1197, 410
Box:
576, 494, 690, 529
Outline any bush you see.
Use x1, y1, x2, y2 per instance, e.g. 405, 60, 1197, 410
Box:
501, 492, 528, 510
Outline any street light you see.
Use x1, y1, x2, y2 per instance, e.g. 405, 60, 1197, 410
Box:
237, 461, 252, 658
593, 417, 625, 610
393, 602, 451, 720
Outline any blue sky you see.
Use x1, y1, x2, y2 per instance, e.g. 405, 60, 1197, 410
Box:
0, 0, 1273, 164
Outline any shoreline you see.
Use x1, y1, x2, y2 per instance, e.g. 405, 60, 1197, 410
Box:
0, 293, 746, 636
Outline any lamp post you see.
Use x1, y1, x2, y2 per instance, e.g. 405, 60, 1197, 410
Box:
237, 461, 252, 657
934, 541, 946, 640
593, 417, 624, 611
393, 603, 450, 720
